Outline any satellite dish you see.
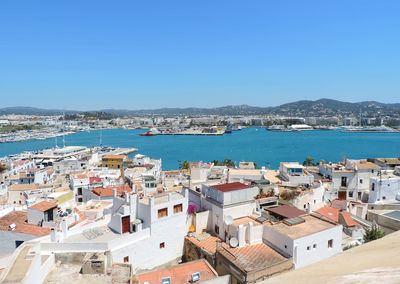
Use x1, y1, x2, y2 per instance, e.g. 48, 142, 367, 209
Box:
230, 237, 239, 248
224, 215, 233, 225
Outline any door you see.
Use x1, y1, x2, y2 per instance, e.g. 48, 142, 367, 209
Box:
122, 216, 130, 233
338, 191, 347, 200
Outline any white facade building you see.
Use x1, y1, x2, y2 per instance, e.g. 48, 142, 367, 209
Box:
197, 182, 258, 240
279, 162, 314, 185
263, 215, 342, 269
369, 173, 400, 204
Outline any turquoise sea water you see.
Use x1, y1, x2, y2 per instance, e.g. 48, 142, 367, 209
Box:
1, 128, 400, 170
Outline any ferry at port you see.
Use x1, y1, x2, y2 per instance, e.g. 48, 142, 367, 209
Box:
341, 125, 399, 133
266, 124, 313, 132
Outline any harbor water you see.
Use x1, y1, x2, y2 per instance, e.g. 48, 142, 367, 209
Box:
1, 128, 399, 170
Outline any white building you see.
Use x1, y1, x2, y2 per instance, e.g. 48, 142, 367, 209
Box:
319, 159, 379, 201
70, 174, 90, 202
10, 159, 35, 176
279, 162, 314, 185
195, 182, 258, 240
37, 188, 189, 272
369, 171, 400, 204
263, 214, 342, 268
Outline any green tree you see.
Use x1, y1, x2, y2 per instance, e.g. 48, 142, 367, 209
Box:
303, 157, 316, 166
363, 224, 385, 243
179, 160, 190, 170
212, 160, 220, 166
317, 159, 327, 165
223, 159, 235, 168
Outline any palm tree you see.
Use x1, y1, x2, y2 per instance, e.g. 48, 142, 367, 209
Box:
303, 157, 316, 166
179, 160, 190, 170
211, 160, 220, 166
317, 159, 327, 165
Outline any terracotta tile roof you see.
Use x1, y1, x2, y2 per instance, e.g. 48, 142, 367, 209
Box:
340, 212, 359, 227
315, 207, 339, 222
29, 201, 57, 212
267, 205, 306, 219
9, 184, 39, 191
103, 154, 126, 160
89, 177, 102, 184
354, 160, 380, 169
73, 174, 88, 179
315, 207, 358, 227
186, 233, 221, 254
92, 184, 133, 197
0, 211, 50, 237
12, 160, 30, 167
138, 259, 217, 284
211, 182, 252, 192
218, 242, 289, 272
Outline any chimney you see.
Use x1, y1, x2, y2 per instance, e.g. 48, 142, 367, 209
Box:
61, 219, 68, 239
50, 228, 56, 242
238, 224, 246, 247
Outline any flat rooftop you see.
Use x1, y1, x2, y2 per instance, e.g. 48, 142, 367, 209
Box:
266, 215, 337, 240
64, 226, 120, 243
44, 263, 131, 284
263, 229, 400, 284
232, 216, 263, 227
383, 210, 400, 221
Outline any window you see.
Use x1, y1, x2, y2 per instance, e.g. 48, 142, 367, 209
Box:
284, 245, 287, 249
158, 208, 168, 218
304, 204, 306, 209
160, 242, 165, 249
215, 225, 220, 234
372, 170, 375, 174
371, 183, 375, 191
349, 192, 353, 198
383, 196, 386, 200
360, 179, 363, 184
124, 256, 129, 263
307, 246, 311, 251
174, 204, 183, 213
328, 239, 333, 248
313, 244, 317, 249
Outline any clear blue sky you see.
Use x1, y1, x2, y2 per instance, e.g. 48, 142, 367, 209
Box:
0, 0, 399, 110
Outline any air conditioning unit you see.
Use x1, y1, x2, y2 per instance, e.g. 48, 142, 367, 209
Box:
191, 272, 200, 282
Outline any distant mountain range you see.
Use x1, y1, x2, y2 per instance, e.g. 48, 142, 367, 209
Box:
1, 99, 400, 117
